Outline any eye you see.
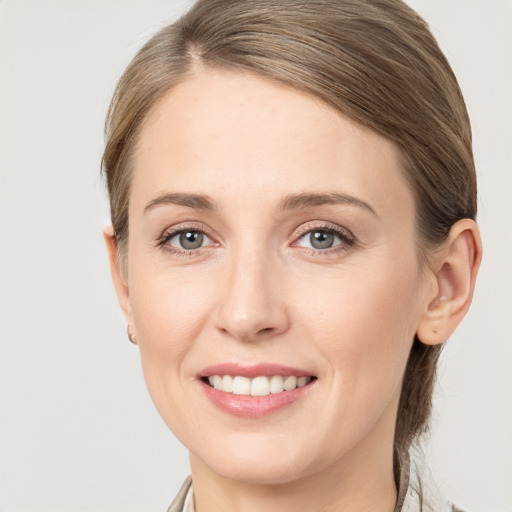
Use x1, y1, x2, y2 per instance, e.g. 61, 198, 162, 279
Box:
303, 230, 337, 250
294, 224, 354, 252
173, 230, 208, 250
157, 226, 214, 254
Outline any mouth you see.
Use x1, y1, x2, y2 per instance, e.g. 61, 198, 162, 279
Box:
198, 364, 317, 417
202, 374, 315, 396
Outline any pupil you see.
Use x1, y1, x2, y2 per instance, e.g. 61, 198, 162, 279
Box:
180, 231, 203, 249
310, 230, 334, 249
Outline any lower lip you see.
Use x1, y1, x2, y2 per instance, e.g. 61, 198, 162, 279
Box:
200, 380, 315, 418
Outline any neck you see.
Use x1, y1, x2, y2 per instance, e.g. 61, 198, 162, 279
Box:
189, 426, 398, 512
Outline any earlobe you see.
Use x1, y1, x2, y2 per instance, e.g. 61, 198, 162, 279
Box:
416, 219, 482, 346
103, 225, 134, 325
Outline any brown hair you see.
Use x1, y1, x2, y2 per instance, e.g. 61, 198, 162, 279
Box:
102, 0, 476, 464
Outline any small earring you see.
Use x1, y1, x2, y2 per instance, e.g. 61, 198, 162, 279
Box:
127, 325, 137, 345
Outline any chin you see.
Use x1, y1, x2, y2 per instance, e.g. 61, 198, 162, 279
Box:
207, 455, 310, 485
189, 433, 327, 486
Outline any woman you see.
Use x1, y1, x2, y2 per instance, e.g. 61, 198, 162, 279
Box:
102, 1, 481, 510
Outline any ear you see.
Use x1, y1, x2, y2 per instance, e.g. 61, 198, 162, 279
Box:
416, 219, 482, 345
103, 225, 134, 329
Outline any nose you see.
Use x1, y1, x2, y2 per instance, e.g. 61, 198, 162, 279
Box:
214, 247, 290, 342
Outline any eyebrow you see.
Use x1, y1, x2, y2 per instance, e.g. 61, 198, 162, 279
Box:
279, 192, 378, 217
143, 191, 377, 217
144, 193, 218, 213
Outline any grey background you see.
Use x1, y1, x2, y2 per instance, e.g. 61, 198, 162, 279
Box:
0, 1, 510, 511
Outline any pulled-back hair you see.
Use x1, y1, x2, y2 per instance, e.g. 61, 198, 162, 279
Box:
102, 0, 476, 466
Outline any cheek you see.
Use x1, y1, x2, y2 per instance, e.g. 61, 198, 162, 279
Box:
298, 258, 422, 412
130, 253, 212, 338
128, 266, 213, 403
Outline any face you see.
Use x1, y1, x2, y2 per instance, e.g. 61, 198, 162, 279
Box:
118, 69, 433, 484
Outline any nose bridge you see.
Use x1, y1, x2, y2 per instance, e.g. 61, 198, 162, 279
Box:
215, 239, 289, 341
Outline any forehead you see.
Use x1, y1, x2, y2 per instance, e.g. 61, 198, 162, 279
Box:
132, 69, 414, 221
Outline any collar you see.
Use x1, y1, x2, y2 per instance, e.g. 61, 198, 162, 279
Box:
167, 455, 456, 512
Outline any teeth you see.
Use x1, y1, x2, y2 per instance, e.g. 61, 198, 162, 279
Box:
222, 375, 234, 392
297, 376, 309, 388
206, 375, 312, 396
251, 376, 270, 396
283, 376, 297, 391
269, 375, 284, 394
211, 375, 223, 390
233, 376, 251, 395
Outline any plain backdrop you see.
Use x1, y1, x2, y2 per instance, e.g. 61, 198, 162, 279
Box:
0, 1, 511, 511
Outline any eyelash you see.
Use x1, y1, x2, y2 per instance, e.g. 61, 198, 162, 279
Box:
156, 223, 356, 258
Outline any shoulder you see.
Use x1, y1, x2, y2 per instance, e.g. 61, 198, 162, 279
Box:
398, 454, 468, 512
166, 475, 192, 512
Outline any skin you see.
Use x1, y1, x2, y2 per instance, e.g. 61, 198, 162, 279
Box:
105, 68, 481, 512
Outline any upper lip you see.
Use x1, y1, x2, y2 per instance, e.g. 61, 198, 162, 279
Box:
199, 363, 315, 379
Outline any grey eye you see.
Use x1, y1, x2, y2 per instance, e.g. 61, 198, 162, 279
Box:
309, 230, 335, 249
178, 230, 204, 250
160, 227, 214, 253
296, 226, 352, 252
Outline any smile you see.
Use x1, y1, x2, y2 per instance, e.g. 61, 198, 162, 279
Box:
205, 375, 314, 396
199, 364, 317, 417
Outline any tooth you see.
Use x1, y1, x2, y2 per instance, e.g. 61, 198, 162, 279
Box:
251, 376, 270, 396
209, 374, 310, 394
297, 376, 310, 388
233, 376, 251, 395
212, 375, 223, 390
283, 376, 297, 391
222, 375, 234, 393
269, 375, 284, 394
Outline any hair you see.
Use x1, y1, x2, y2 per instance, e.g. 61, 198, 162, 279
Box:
102, 0, 476, 468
